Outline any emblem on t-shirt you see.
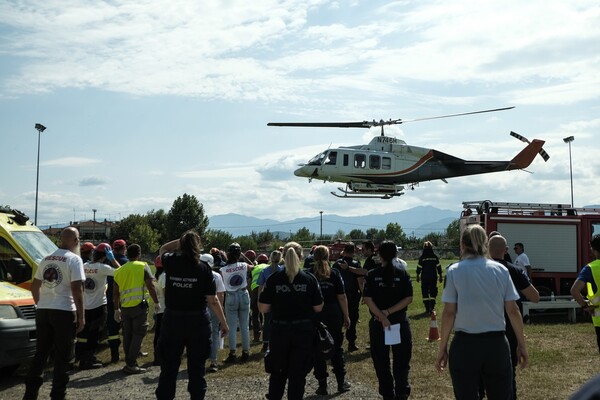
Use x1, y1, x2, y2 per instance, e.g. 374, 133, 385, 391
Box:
85, 277, 96, 291
42, 264, 63, 288
228, 274, 244, 287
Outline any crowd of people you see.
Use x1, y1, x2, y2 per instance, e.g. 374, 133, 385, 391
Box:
21, 226, 600, 400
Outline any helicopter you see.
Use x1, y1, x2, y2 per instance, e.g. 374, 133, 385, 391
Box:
268, 107, 549, 199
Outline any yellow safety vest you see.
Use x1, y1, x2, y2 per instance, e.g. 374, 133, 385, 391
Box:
585, 259, 600, 327
114, 261, 147, 308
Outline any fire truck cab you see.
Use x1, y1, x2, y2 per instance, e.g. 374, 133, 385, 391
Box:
460, 200, 600, 295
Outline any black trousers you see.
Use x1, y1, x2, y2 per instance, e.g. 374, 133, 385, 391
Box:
596, 326, 600, 354
153, 312, 164, 364
24, 309, 76, 400
251, 287, 263, 336
449, 332, 512, 400
346, 291, 361, 345
369, 318, 412, 398
106, 277, 121, 350
76, 305, 107, 363
156, 309, 211, 400
267, 322, 315, 400
420, 278, 438, 311
313, 305, 345, 382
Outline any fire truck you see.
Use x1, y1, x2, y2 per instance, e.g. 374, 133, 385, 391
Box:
460, 200, 600, 295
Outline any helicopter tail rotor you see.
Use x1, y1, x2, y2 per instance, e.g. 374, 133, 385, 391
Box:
510, 131, 550, 162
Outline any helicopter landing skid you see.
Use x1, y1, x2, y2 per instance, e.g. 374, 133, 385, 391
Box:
331, 186, 404, 199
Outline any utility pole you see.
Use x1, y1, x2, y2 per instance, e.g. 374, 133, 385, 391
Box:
34, 123, 47, 224
563, 136, 575, 207
320, 211, 323, 242
92, 209, 97, 242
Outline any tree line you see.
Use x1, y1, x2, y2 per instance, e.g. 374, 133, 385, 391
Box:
109, 193, 460, 255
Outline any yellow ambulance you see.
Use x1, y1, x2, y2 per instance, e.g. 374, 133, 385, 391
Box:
0, 208, 57, 371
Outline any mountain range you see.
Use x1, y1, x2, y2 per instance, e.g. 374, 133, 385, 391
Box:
208, 205, 460, 238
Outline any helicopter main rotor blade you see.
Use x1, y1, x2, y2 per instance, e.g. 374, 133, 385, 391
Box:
267, 121, 374, 128
401, 106, 515, 124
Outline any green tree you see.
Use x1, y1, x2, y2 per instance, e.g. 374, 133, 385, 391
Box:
129, 223, 160, 254
291, 227, 314, 245
445, 219, 461, 249
366, 228, 381, 241
166, 193, 209, 240
203, 229, 234, 251
146, 209, 168, 244
385, 222, 407, 245
111, 213, 146, 243
348, 229, 365, 241
235, 235, 258, 251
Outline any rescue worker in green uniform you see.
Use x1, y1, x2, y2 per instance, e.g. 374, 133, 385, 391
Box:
570, 234, 600, 353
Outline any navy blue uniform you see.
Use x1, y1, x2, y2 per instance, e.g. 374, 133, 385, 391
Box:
260, 270, 323, 400
307, 267, 347, 386
364, 265, 413, 399
155, 252, 216, 400
417, 250, 442, 313
333, 256, 362, 347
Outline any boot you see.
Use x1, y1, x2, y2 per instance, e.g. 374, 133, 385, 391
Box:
336, 374, 351, 393
423, 301, 429, 314
316, 379, 328, 396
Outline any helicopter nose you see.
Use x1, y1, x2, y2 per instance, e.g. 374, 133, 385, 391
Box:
294, 166, 308, 177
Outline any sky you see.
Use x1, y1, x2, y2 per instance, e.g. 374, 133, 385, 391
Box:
1, 0, 599, 231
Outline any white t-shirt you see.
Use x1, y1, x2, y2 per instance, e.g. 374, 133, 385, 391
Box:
393, 257, 409, 272
157, 273, 166, 314
83, 261, 115, 310
35, 249, 85, 311
220, 262, 248, 292
212, 271, 226, 293
514, 253, 530, 274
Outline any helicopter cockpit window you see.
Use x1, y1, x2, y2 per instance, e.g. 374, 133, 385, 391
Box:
325, 151, 337, 165
369, 155, 380, 170
307, 152, 327, 166
382, 157, 391, 170
354, 154, 366, 169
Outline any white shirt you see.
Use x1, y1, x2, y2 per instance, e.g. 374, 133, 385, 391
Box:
157, 273, 166, 314
393, 257, 409, 272
83, 261, 115, 310
514, 253, 530, 274
35, 249, 85, 311
212, 271, 225, 293
220, 262, 248, 292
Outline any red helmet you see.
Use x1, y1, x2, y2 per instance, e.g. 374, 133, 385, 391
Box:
256, 253, 269, 264
244, 250, 257, 261
95, 243, 111, 253
81, 242, 96, 252
155, 255, 162, 268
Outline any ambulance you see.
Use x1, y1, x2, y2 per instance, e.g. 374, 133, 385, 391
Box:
0, 208, 57, 371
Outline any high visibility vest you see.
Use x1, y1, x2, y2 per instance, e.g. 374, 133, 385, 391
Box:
114, 261, 147, 308
585, 259, 600, 327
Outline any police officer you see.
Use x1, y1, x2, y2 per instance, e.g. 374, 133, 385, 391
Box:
363, 241, 413, 400
308, 245, 351, 396
332, 243, 366, 352
155, 231, 228, 400
416, 241, 443, 314
258, 242, 324, 400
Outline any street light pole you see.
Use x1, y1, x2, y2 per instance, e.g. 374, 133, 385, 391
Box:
34, 123, 47, 225
563, 136, 575, 207
319, 211, 323, 242
92, 209, 97, 242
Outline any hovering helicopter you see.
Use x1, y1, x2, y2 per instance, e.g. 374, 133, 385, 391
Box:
268, 107, 549, 199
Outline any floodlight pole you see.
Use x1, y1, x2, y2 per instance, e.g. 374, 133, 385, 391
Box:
320, 211, 323, 242
92, 209, 97, 242
563, 136, 575, 207
34, 123, 47, 225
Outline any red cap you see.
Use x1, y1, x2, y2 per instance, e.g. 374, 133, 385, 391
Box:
95, 243, 111, 253
81, 242, 96, 252
256, 254, 269, 263
244, 250, 257, 260
112, 239, 126, 249
155, 255, 162, 268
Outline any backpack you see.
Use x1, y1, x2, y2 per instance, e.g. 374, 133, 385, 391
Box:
315, 321, 335, 359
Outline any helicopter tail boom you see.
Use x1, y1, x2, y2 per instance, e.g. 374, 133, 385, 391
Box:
508, 139, 545, 170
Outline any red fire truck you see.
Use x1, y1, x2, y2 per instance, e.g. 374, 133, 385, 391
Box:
460, 200, 600, 295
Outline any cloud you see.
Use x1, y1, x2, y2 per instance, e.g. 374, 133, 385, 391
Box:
78, 176, 109, 186
41, 157, 101, 167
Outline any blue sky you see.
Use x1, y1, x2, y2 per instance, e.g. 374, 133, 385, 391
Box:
1, 0, 598, 228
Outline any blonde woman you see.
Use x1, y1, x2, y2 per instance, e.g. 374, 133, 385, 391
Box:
258, 242, 324, 400
308, 245, 351, 395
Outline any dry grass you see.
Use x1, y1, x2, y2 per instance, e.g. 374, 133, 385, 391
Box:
96, 259, 599, 399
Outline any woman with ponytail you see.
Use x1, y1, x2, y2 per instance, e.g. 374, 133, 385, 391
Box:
258, 242, 324, 400
363, 240, 413, 400
308, 245, 351, 395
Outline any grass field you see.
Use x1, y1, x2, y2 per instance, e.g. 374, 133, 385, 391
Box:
99, 259, 599, 399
